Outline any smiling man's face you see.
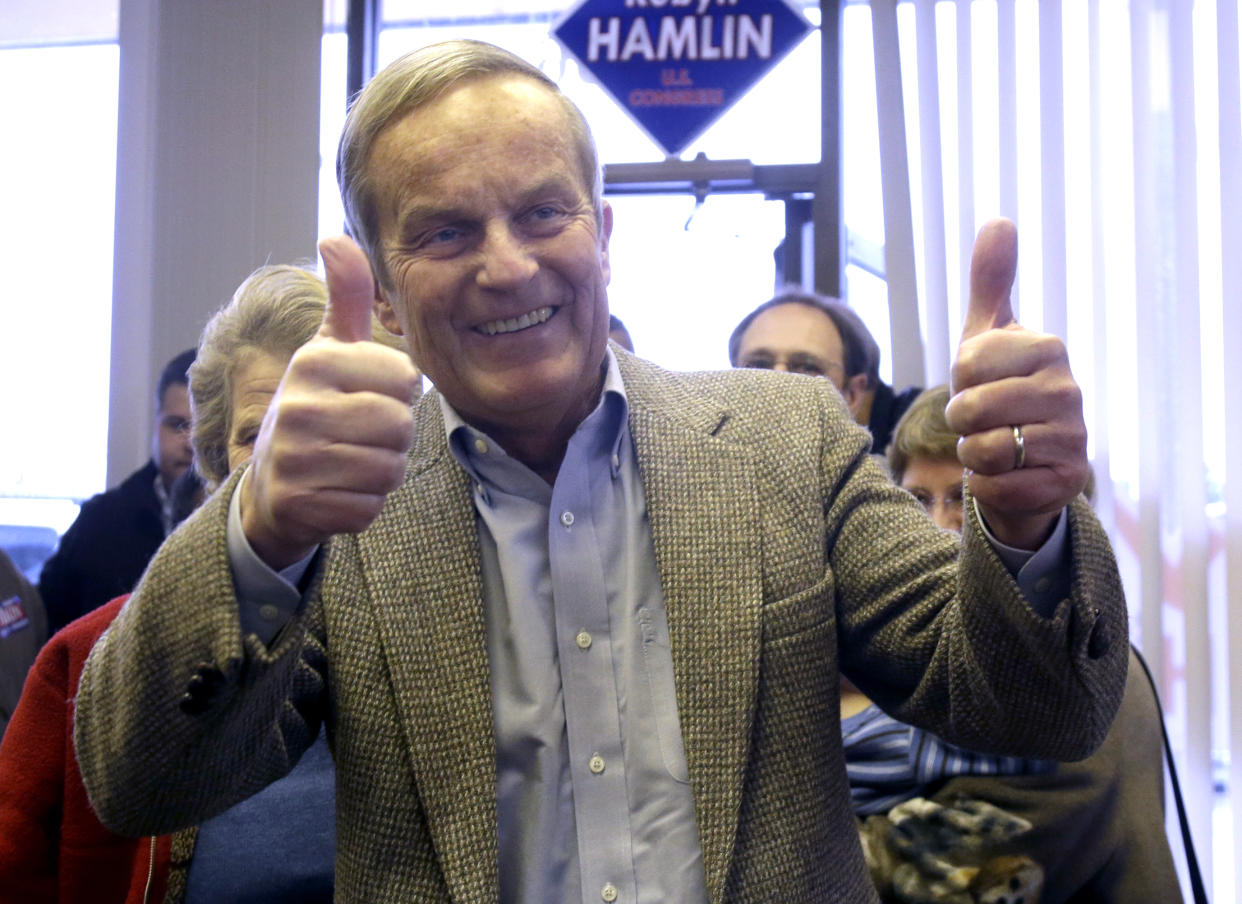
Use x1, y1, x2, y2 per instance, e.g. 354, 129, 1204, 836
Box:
369, 73, 612, 439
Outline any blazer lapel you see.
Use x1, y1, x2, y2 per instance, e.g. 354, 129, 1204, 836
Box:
358, 393, 500, 899
621, 355, 763, 903
354, 367, 762, 901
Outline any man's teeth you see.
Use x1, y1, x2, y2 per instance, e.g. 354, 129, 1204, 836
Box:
479, 307, 554, 336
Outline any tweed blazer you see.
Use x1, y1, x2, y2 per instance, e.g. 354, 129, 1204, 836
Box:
75, 352, 1128, 903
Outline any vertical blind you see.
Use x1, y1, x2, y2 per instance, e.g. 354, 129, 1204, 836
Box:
870, 0, 1242, 898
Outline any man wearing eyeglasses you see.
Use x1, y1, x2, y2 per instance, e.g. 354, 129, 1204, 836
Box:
729, 289, 921, 453
38, 348, 196, 633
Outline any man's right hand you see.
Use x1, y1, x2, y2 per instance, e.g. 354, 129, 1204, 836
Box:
239, 236, 419, 569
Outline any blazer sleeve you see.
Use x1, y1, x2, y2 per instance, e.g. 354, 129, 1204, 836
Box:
818, 388, 1128, 762
72, 467, 328, 837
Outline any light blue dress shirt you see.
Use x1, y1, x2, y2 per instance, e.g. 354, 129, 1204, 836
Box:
438, 352, 707, 903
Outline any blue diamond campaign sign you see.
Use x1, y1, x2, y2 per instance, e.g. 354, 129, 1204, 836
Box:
554, 0, 814, 157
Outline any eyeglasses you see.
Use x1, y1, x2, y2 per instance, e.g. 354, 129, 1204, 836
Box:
908, 488, 964, 515
738, 354, 845, 380
160, 415, 192, 435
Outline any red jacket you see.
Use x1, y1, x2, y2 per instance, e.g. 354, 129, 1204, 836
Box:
0, 595, 173, 904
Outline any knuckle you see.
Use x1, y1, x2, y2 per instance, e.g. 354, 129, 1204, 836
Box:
272, 398, 313, 433
945, 390, 988, 436
957, 436, 995, 475
382, 454, 408, 490
1034, 332, 1068, 360
340, 514, 370, 536
981, 432, 1013, 474
1045, 373, 1081, 409
1065, 421, 1088, 454
289, 339, 333, 376
950, 347, 980, 389
396, 418, 416, 451
347, 497, 387, 533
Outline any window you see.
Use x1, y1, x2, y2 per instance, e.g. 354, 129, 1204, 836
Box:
316, 2, 896, 376
0, 4, 120, 569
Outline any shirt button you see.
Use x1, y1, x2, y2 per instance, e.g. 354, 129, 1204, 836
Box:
258, 604, 280, 621
560, 511, 575, 527
601, 882, 618, 902
589, 754, 606, 774
1034, 577, 1051, 593
473, 438, 488, 454
576, 630, 592, 650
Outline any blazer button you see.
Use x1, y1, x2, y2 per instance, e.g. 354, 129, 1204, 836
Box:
179, 662, 226, 715
178, 691, 210, 716
1087, 609, 1110, 660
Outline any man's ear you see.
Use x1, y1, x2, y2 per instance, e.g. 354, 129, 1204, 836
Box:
599, 201, 614, 286
842, 374, 869, 420
373, 279, 404, 336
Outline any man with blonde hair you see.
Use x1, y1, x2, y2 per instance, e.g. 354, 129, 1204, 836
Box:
78, 40, 1127, 903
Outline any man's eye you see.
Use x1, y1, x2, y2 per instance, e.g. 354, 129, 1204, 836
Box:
792, 362, 824, 376
742, 357, 773, 370
425, 226, 465, 246
911, 491, 934, 510
525, 205, 569, 233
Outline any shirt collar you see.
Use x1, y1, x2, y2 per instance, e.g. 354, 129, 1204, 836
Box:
152, 469, 174, 536
439, 347, 630, 492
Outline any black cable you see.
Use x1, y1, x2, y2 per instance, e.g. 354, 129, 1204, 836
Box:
1131, 643, 1210, 904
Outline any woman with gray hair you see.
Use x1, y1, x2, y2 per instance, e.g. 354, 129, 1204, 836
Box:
0, 264, 411, 903
191, 263, 410, 489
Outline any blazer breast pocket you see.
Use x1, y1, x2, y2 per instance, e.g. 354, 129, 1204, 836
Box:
761, 571, 835, 645
639, 605, 691, 784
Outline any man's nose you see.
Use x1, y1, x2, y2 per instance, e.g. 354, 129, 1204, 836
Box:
932, 502, 963, 533
477, 224, 537, 288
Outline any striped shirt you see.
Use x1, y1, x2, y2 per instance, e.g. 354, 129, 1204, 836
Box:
842, 704, 1056, 816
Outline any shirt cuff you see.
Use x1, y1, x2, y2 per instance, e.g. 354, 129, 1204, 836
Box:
227, 471, 316, 644
975, 500, 1070, 619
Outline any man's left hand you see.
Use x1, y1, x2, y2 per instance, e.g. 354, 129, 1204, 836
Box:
945, 218, 1089, 550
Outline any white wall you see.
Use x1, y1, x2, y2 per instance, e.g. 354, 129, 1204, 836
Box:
108, 0, 323, 484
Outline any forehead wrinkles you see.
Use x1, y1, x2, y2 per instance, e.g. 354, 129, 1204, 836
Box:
370, 81, 584, 227
755, 306, 842, 352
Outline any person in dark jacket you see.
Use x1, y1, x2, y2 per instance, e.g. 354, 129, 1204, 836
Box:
38, 349, 196, 633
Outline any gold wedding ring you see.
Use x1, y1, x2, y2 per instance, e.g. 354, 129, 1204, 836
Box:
1012, 425, 1026, 470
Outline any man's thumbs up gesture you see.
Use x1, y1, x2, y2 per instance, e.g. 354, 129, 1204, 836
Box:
945, 218, 1089, 549
240, 236, 420, 568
